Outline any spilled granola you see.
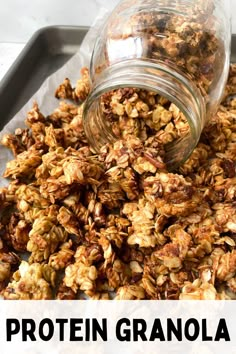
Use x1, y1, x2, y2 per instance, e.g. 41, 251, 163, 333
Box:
0, 64, 236, 300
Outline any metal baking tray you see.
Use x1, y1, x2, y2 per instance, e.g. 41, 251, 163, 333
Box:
0, 26, 88, 129
0, 28, 235, 130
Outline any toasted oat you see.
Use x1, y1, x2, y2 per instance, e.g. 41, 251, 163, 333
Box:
3, 261, 56, 300
55, 78, 74, 100
1, 64, 236, 300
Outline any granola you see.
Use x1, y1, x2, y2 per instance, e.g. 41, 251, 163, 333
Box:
106, 0, 221, 101
99, 88, 190, 154
0, 64, 236, 300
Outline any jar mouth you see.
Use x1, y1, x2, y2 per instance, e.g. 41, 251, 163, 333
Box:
83, 59, 206, 170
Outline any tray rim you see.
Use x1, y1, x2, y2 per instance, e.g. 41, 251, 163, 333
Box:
1, 28, 236, 88
0, 25, 89, 95
0, 28, 235, 128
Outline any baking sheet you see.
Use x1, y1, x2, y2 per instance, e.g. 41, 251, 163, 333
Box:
0, 5, 112, 134
0, 32, 235, 132
0, 18, 235, 188
0, 7, 111, 187
0, 26, 88, 129
0, 10, 235, 304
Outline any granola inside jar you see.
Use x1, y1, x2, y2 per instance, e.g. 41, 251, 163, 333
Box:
83, 0, 231, 169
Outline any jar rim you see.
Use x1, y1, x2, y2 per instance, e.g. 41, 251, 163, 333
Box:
83, 59, 206, 169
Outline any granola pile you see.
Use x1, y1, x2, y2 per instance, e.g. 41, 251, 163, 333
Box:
0, 64, 236, 300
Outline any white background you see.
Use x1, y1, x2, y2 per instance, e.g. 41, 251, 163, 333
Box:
0, 0, 234, 80
0, 300, 236, 354
0, 0, 119, 43
0, 0, 234, 43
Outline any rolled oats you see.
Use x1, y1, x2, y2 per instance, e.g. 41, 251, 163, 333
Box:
0, 64, 236, 300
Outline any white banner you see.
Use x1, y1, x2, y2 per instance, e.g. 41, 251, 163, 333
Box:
0, 301, 235, 354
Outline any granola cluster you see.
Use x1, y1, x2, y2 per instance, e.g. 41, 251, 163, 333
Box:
0, 64, 236, 300
100, 88, 190, 149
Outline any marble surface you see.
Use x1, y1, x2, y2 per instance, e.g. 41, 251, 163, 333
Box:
0, 0, 235, 81
0, 0, 119, 81
0, 43, 25, 81
0, 0, 119, 43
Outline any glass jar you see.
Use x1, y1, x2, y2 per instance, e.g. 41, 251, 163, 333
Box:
83, 0, 231, 169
